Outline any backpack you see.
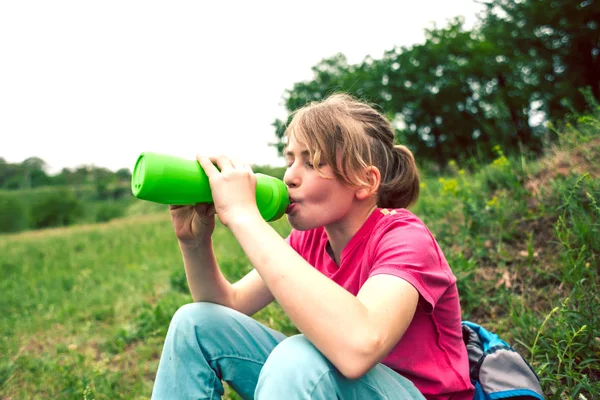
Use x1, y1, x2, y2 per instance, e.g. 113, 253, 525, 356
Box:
461, 321, 545, 400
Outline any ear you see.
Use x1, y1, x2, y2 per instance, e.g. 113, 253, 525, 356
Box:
356, 166, 381, 201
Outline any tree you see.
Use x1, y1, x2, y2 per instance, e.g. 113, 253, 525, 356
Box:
481, 0, 600, 120
21, 157, 50, 188
272, 0, 598, 167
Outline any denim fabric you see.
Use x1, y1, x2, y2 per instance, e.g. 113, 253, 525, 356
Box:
151, 302, 425, 399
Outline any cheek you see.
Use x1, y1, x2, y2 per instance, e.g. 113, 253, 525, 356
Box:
308, 186, 335, 204
304, 178, 342, 203
305, 181, 355, 217
287, 183, 353, 230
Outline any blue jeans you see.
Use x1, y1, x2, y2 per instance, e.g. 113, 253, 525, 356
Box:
151, 302, 425, 399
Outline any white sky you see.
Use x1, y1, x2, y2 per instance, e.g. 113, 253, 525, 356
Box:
1, 1, 485, 174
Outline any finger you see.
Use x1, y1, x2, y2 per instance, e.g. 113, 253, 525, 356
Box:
207, 204, 216, 216
195, 205, 216, 217
212, 155, 235, 173
194, 203, 215, 216
196, 155, 220, 178
230, 157, 253, 173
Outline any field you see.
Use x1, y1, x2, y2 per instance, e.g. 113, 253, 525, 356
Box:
1, 115, 599, 399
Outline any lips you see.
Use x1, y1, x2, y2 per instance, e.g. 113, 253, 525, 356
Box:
286, 197, 297, 214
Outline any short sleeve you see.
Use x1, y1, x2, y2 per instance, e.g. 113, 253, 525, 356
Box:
369, 218, 453, 313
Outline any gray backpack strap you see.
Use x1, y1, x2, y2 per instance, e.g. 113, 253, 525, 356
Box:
462, 323, 484, 366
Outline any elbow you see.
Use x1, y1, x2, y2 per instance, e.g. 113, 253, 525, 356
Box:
337, 355, 377, 380
339, 364, 371, 381
336, 333, 385, 380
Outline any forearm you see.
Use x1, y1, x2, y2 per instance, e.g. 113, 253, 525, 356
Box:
179, 240, 235, 307
229, 216, 377, 376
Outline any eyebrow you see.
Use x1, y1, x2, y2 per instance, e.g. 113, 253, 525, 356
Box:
284, 149, 310, 158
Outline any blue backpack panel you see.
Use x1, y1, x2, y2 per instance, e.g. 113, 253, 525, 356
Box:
462, 321, 545, 400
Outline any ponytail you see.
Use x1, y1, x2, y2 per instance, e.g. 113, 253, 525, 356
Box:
378, 145, 420, 209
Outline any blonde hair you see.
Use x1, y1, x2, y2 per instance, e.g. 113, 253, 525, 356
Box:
285, 93, 420, 209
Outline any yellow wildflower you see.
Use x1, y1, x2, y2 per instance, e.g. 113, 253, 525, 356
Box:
486, 196, 499, 208
441, 178, 459, 196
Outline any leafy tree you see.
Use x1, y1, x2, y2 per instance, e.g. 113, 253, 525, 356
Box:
382, 18, 502, 166
115, 168, 132, 182
21, 157, 51, 188
0, 157, 50, 189
272, 0, 599, 168
480, 0, 599, 119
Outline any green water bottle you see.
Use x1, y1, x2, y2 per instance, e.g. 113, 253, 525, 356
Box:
131, 152, 290, 222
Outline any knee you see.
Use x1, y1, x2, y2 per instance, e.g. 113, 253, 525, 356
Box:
258, 335, 331, 382
169, 302, 235, 337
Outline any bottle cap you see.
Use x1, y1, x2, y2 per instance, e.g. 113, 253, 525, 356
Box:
255, 174, 290, 221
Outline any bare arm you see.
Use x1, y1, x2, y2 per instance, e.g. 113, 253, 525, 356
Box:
229, 216, 419, 379
179, 240, 274, 316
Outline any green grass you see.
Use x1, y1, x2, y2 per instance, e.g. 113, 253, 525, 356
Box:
1, 112, 599, 399
0, 214, 293, 399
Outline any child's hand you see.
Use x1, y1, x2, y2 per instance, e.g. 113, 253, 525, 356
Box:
169, 203, 216, 248
196, 155, 260, 227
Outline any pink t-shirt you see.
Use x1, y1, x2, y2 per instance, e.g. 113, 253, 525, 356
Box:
286, 208, 474, 400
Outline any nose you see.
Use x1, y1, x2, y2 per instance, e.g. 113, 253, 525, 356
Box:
283, 165, 300, 189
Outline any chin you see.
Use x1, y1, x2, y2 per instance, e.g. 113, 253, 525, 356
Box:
287, 216, 309, 231
287, 214, 326, 231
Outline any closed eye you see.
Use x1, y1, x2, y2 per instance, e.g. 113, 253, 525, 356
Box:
306, 161, 327, 169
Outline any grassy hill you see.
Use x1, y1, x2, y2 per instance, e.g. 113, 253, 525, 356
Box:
1, 113, 598, 399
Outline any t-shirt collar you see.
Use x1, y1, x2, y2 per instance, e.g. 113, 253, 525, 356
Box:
325, 207, 383, 265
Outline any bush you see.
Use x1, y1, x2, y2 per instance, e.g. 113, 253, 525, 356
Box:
0, 192, 28, 233
252, 165, 286, 180
95, 202, 125, 223
29, 189, 83, 229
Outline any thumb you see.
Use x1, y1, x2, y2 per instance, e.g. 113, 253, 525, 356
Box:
207, 204, 216, 217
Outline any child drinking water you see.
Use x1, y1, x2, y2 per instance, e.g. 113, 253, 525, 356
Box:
151, 94, 474, 400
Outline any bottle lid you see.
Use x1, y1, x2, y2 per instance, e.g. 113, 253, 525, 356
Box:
255, 173, 290, 222
266, 177, 290, 221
